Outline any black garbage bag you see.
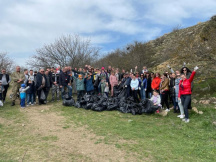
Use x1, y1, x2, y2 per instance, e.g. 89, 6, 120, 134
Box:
86, 103, 93, 110
62, 98, 75, 106
113, 85, 121, 97
98, 97, 107, 105
107, 103, 118, 111
127, 96, 135, 102
131, 103, 142, 115
75, 102, 81, 108
91, 103, 99, 110
119, 104, 131, 113
93, 106, 105, 112
80, 98, 86, 105
118, 88, 127, 98
141, 99, 158, 114
64, 94, 72, 100
92, 95, 100, 102
101, 101, 107, 109
83, 94, 92, 102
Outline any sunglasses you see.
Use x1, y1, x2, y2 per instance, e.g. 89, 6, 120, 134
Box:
183, 69, 187, 71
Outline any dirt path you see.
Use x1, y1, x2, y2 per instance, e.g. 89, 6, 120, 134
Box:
21, 105, 137, 162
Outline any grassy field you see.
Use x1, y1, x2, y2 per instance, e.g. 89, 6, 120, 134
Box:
0, 93, 216, 161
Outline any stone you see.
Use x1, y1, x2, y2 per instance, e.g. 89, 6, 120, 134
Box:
199, 100, 210, 105
192, 99, 198, 104
192, 107, 199, 113
198, 111, 203, 114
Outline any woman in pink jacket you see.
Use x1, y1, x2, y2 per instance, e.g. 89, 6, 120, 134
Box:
109, 71, 118, 96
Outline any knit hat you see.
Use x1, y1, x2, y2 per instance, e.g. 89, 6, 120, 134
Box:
21, 84, 26, 88
78, 74, 82, 78
101, 67, 105, 70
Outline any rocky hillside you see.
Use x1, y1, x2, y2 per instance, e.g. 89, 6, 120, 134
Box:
148, 16, 216, 80
94, 15, 216, 95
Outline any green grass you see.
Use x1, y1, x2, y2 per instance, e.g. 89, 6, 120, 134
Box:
52, 102, 216, 162
0, 89, 216, 161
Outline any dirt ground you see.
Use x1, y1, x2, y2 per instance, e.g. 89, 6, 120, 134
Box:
18, 105, 137, 162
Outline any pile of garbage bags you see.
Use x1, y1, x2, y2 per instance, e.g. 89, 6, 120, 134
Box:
62, 93, 159, 115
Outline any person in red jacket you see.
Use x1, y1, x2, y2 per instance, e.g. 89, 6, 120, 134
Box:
151, 73, 161, 91
178, 66, 199, 123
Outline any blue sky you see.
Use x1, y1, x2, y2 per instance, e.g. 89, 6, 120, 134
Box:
0, 0, 216, 66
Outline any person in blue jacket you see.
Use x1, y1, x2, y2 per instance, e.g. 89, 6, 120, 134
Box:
139, 74, 147, 100
84, 73, 94, 95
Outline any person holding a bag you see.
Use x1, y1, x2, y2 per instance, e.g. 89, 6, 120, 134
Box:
36, 68, 47, 105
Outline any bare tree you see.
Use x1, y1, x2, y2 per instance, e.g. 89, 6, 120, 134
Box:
0, 52, 14, 73
27, 34, 100, 69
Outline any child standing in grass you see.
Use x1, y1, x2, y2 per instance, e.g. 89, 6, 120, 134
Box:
104, 82, 109, 97
19, 84, 30, 108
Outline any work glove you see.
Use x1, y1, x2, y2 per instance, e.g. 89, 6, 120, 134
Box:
194, 66, 199, 71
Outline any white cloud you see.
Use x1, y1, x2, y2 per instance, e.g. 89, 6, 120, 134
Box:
142, 0, 216, 25
0, 0, 216, 66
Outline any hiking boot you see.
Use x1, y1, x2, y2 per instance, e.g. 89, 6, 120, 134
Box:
11, 101, 15, 106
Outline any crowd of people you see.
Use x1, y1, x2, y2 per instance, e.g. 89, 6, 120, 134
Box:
0, 63, 199, 123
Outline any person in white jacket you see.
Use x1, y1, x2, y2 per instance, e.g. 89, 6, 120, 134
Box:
130, 74, 139, 103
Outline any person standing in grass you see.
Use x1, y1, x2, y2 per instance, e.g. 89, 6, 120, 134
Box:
84, 73, 94, 95
11, 66, 25, 106
139, 73, 147, 100
109, 71, 118, 97
178, 66, 198, 123
151, 72, 161, 92
130, 74, 139, 103
175, 72, 185, 119
73, 74, 85, 101
146, 72, 152, 98
0, 68, 11, 103
160, 73, 170, 112
51, 69, 60, 101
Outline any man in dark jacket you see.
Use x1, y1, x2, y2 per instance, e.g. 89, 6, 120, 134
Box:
59, 67, 70, 99
0, 68, 11, 103
45, 70, 52, 102
124, 72, 132, 98
36, 68, 47, 105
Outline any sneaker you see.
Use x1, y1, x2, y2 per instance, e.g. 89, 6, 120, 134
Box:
180, 115, 185, 119
26, 104, 29, 107
185, 119, 190, 123
165, 109, 170, 112
21, 106, 25, 108
177, 115, 182, 118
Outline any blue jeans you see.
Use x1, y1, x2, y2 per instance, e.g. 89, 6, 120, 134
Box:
172, 96, 177, 110
67, 85, 72, 97
61, 86, 68, 99
147, 92, 152, 98
27, 93, 34, 104
140, 87, 146, 100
